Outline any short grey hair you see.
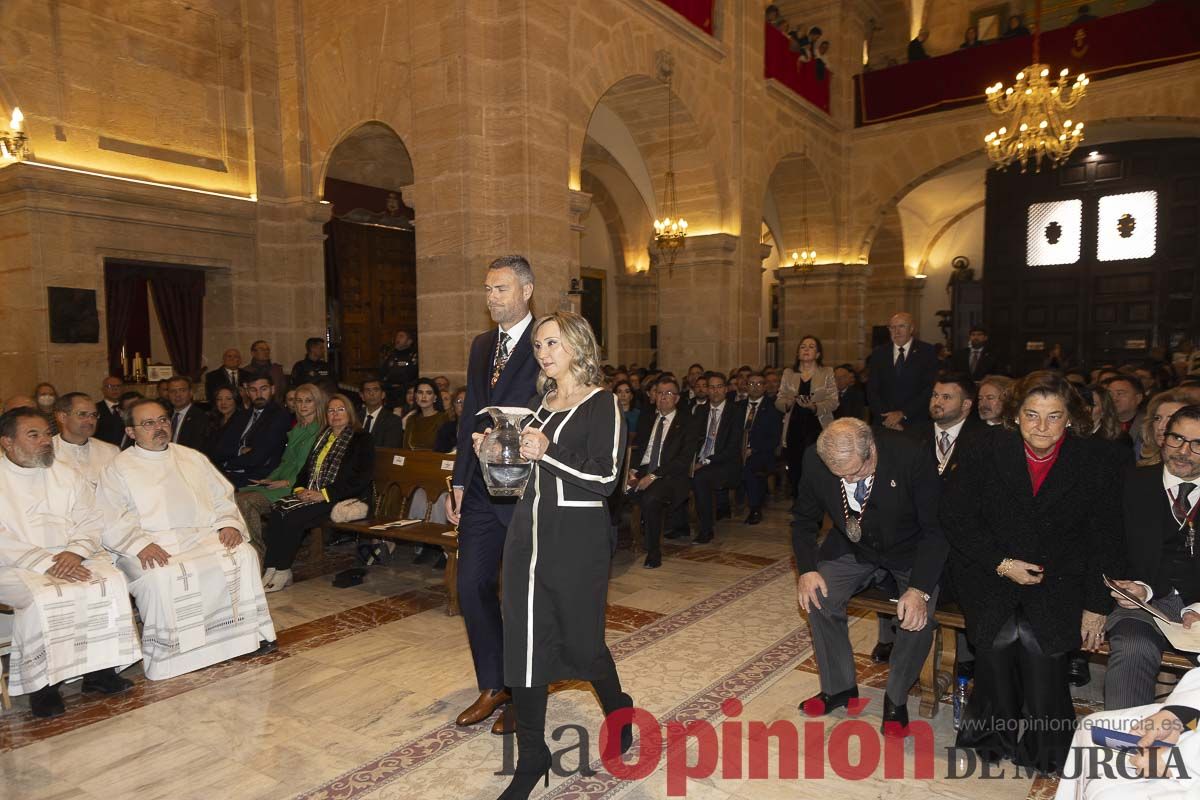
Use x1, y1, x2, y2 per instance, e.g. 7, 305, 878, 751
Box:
122, 398, 169, 428
488, 255, 535, 286
815, 418, 874, 468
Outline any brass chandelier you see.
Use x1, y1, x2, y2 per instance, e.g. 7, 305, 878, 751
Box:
1, 107, 29, 162
653, 60, 687, 268
983, 0, 1088, 173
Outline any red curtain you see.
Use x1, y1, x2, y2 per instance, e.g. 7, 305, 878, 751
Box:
764, 24, 831, 114
104, 264, 151, 376
657, 0, 713, 35
148, 268, 206, 379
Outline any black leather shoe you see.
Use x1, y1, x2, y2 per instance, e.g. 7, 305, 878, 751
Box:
871, 641, 894, 663
643, 554, 662, 569
798, 686, 859, 717
29, 684, 65, 718
881, 695, 910, 737
1068, 653, 1091, 687
693, 532, 713, 545
251, 639, 279, 657
496, 743, 551, 799
81, 668, 133, 695
745, 510, 762, 525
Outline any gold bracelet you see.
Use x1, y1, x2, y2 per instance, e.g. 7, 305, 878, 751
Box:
996, 558, 1014, 577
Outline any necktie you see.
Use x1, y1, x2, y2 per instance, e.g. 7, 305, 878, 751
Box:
365, 412, 375, 434
229, 368, 237, 385
647, 414, 666, 472
173, 411, 184, 442
241, 409, 262, 447
743, 401, 759, 458
969, 349, 980, 375
1173, 483, 1197, 526
938, 430, 952, 458
492, 331, 511, 387
854, 478, 870, 508
895, 346, 907, 373
700, 407, 720, 462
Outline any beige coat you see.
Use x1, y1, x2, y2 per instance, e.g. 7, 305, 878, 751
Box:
775, 365, 838, 429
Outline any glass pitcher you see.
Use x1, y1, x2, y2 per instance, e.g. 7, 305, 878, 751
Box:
477, 406, 536, 497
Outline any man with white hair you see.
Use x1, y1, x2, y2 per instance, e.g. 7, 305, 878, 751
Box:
866, 312, 939, 431
97, 398, 276, 680
0, 408, 140, 717
793, 417, 947, 736
52, 392, 119, 488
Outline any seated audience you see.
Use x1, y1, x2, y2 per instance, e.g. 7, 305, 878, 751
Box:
944, 371, 1121, 774
690, 374, 709, 416
741, 372, 783, 525
260, 394, 374, 592
214, 375, 292, 488
613, 379, 640, 438
1105, 405, 1200, 710
165, 375, 210, 451
204, 348, 244, 401
96, 376, 126, 445
691, 372, 741, 544
237, 383, 326, 558
1139, 387, 1200, 465
96, 398, 276, 679
360, 377, 404, 448
291, 337, 332, 390
976, 375, 1013, 426
794, 418, 946, 736
244, 340, 287, 403
52, 393, 119, 488
402, 377, 449, 450
832, 363, 866, 421
204, 386, 240, 461
0, 408, 140, 717
434, 386, 467, 453
628, 376, 696, 568
34, 383, 59, 435
115, 391, 142, 449
1088, 383, 1136, 463
284, 388, 297, 414
1102, 374, 1146, 455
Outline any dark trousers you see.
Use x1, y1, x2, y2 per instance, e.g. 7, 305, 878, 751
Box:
956, 608, 1075, 774
635, 476, 689, 558
262, 501, 332, 569
1105, 593, 1193, 709
742, 454, 772, 511
692, 464, 735, 536
458, 482, 509, 693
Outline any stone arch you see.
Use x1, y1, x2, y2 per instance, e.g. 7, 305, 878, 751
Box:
762, 152, 839, 266
318, 121, 415, 198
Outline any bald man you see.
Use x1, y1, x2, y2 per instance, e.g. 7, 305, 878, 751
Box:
205, 348, 244, 401
866, 312, 939, 432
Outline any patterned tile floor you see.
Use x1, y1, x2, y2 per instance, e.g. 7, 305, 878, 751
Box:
0, 500, 1064, 799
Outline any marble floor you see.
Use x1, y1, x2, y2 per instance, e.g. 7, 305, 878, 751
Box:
0, 500, 1071, 800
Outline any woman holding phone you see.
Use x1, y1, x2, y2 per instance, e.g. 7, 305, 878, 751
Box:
776, 335, 838, 493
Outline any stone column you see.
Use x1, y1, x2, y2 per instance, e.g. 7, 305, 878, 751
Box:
564, 189, 593, 315
777, 262, 872, 366
653, 232, 741, 372
615, 272, 656, 367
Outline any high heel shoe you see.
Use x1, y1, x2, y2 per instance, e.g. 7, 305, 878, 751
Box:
601, 692, 635, 758
496, 744, 551, 799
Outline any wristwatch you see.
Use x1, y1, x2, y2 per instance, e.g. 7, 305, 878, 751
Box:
915, 590, 931, 602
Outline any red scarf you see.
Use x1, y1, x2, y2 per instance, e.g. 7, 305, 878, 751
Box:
1024, 436, 1065, 496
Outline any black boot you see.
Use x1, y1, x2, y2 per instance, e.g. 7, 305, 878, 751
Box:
29, 683, 65, 718
81, 668, 133, 695
497, 685, 552, 800
592, 673, 635, 757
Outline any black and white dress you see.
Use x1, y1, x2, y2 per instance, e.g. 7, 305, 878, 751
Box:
502, 387, 627, 688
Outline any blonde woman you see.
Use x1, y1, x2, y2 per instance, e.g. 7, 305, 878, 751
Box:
776, 335, 839, 490
236, 383, 326, 558
1138, 387, 1200, 465
475, 311, 632, 799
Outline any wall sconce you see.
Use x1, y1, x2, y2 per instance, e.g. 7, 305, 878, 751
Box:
791, 249, 816, 274
1, 107, 30, 162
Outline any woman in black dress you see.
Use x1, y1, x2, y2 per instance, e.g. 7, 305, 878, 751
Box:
478, 311, 631, 799
942, 371, 1122, 774
776, 335, 838, 493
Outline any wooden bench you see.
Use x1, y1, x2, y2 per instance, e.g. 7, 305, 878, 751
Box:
847, 588, 1196, 720
329, 448, 460, 615
0, 603, 11, 710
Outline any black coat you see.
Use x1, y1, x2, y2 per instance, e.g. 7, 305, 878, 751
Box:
942, 431, 1124, 653
217, 403, 293, 487
95, 400, 125, 446
171, 404, 211, 452
692, 400, 743, 484
1120, 464, 1200, 603
452, 321, 540, 525
906, 415, 990, 482
832, 384, 867, 421
950, 346, 1002, 382
866, 339, 939, 426
792, 429, 948, 594
742, 398, 783, 473
292, 429, 375, 506
205, 367, 243, 401
630, 409, 696, 481
361, 407, 405, 450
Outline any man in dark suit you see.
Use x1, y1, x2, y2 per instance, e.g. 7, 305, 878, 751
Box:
832, 363, 867, 421
691, 371, 742, 544
628, 376, 696, 568
741, 372, 783, 525
95, 375, 126, 445
1106, 405, 1200, 709
205, 348, 244, 402
165, 375, 210, 451
866, 312, 939, 431
876, 373, 985, 669
216, 375, 292, 488
794, 418, 947, 735
443, 255, 539, 735
359, 378, 404, 449
950, 326, 1001, 383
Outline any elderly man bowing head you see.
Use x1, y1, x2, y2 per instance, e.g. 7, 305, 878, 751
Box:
96, 398, 276, 680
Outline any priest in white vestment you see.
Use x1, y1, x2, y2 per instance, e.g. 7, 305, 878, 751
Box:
52, 392, 119, 488
96, 398, 276, 680
0, 408, 140, 717
1055, 666, 1200, 799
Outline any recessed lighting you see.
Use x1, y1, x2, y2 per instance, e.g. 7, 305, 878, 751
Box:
1089, 150, 1100, 158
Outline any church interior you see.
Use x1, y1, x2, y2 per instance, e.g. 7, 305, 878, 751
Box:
1, 0, 1199, 798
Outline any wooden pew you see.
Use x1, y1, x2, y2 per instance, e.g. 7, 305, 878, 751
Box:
0, 603, 11, 710
329, 448, 460, 615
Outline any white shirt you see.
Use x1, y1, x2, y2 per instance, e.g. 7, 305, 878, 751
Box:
1134, 466, 1200, 617
52, 435, 119, 488
842, 475, 874, 513
363, 407, 381, 432
933, 418, 967, 471
640, 410, 677, 468
500, 312, 534, 349
893, 340, 912, 365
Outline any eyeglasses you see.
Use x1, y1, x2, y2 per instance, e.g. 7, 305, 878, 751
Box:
134, 417, 171, 430
1163, 432, 1200, 455
71, 411, 100, 420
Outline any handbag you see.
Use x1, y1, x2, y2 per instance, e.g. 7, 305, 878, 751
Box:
329, 498, 368, 523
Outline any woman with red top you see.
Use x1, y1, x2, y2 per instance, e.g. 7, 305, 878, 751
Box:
942, 371, 1124, 775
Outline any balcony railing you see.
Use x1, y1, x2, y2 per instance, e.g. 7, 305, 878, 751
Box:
764, 24, 832, 114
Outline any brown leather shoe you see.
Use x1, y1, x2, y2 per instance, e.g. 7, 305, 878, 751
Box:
455, 689, 511, 726
490, 703, 515, 735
